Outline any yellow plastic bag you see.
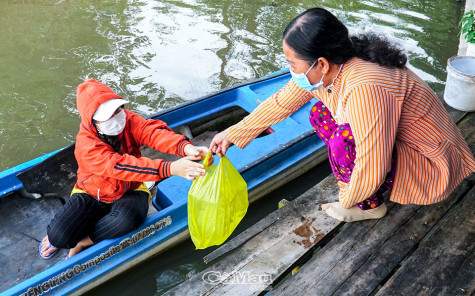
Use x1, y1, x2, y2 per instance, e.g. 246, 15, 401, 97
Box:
188, 152, 248, 249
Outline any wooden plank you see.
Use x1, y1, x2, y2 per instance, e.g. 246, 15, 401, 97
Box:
442, 244, 475, 296
204, 147, 330, 264
163, 174, 341, 296
375, 184, 475, 296
334, 175, 475, 296
456, 112, 475, 152
203, 201, 295, 264
272, 201, 418, 296
272, 173, 474, 296
164, 99, 472, 296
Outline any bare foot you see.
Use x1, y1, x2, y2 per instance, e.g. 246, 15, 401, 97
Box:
40, 236, 58, 258
68, 236, 94, 258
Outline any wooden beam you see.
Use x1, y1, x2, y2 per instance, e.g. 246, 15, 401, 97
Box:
375, 185, 475, 296
164, 93, 473, 296
163, 175, 341, 295
275, 174, 474, 296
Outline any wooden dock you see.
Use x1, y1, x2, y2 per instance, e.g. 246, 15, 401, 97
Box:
163, 94, 475, 296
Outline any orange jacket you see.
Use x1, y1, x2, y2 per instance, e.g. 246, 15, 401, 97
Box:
74, 79, 191, 202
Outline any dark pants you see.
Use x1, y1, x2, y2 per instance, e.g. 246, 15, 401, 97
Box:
47, 190, 149, 249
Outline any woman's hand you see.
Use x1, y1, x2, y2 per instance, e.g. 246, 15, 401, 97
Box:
170, 156, 206, 180
184, 145, 207, 159
209, 131, 232, 157
184, 145, 214, 165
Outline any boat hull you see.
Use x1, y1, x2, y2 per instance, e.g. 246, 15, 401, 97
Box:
0, 70, 327, 296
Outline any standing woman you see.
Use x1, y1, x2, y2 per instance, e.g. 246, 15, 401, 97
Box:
210, 7, 475, 222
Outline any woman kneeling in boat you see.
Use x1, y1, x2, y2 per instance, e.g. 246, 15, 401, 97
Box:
40, 79, 211, 259
210, 7, 475, 222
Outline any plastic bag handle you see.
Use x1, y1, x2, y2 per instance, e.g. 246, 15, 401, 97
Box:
203, 151, 212, 168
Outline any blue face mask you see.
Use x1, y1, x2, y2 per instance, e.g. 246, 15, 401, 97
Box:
290, 60, 325, 92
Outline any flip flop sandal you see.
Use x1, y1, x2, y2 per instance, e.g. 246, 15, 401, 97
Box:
38, 240, 59, 259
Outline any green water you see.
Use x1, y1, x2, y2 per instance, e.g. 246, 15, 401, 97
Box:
0, 0, 465, 294
0, 0, 464, 171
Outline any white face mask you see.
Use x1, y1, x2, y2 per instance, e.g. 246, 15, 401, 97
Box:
290, 60, 325, 92
96, 109, 126, 136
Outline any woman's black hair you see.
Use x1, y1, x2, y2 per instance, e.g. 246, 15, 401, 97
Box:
283, 7, 407, 69
97, 133, 122, 153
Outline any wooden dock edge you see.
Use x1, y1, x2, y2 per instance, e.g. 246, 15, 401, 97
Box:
163, 92, 474, 296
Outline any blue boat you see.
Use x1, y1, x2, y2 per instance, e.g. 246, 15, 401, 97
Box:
0, 70, 327, 296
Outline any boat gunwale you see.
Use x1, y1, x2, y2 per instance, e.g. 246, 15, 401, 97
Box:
1, 68, 325, 296
144, 69, 290, 120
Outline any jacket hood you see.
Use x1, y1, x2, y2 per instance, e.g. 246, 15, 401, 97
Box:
76, 79, 124, 129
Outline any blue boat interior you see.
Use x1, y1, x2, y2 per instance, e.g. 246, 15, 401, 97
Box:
153, 71, 321, 213
0, 70, 326, 296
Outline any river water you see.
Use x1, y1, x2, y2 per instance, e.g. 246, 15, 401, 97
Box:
0, 0, 465, 295
0, 0, 464, 171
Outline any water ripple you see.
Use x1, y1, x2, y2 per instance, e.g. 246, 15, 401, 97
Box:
0, 0, 465, 171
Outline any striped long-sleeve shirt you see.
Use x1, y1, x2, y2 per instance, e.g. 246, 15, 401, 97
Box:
225, 58, 475, 207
